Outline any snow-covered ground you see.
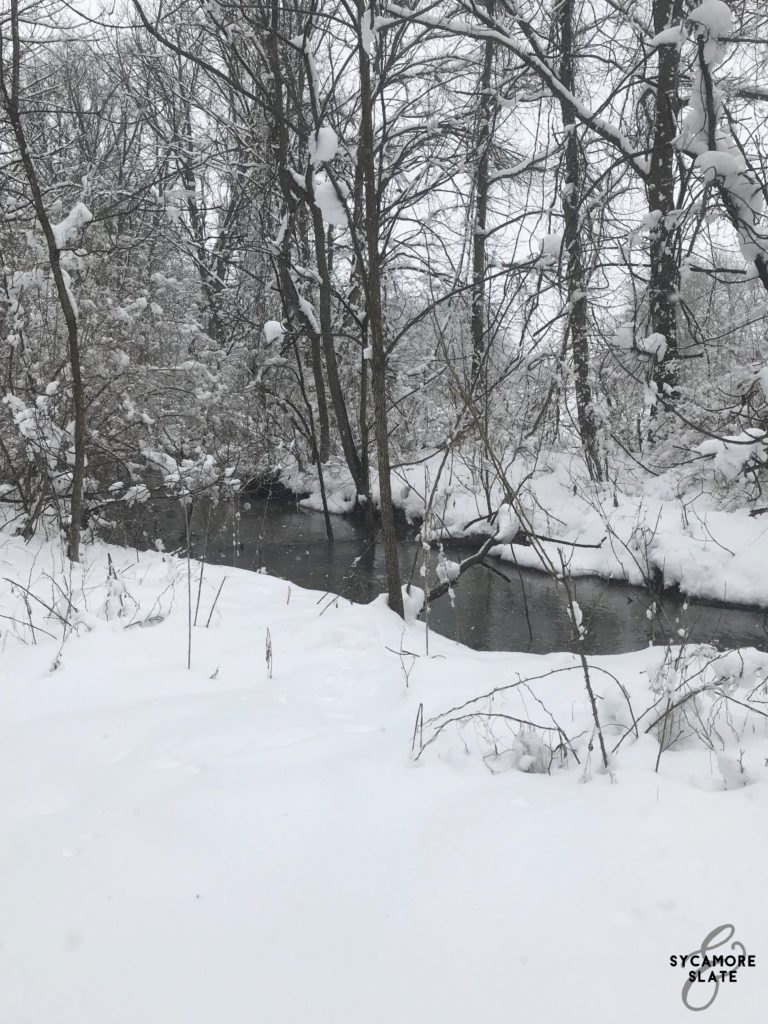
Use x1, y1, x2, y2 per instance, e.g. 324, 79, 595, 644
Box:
1, 532, 767, 1022
285, 446, 768, 607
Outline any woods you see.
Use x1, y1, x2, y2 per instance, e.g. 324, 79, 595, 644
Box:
1, 0, 767, 603
4, 4, 768, 1019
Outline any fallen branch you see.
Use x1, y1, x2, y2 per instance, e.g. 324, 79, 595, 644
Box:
423, 533, 499, 607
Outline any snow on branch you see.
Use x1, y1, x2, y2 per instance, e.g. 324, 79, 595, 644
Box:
383, 2, 651, 177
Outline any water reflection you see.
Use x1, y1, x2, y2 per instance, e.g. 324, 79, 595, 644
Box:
104, 497, 768, 655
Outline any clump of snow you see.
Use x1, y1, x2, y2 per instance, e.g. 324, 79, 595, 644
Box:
486, 729, 554, 774
123, 483, 151, 505
680, 76, 766, 263
688, 0, 733, 40
360, 8, 376, 54
628, 210, 667, 248
263, 320, 285, 343
640, 210, 662, 232
643, 381, 659, 410
401, 584, 424, 621
698, 428, 767, 481
650, 24, 686, 47
150, 271, 182, 291
494, 503, 520, 543
435, 558, 460, 584
694, 150, 743, 180
297, 294, 320, 331
638, 332, 668, 360
313, 178, 349, 226
309, 126, 339, 165
51, 202, 92, 249
567, 597, 586, 638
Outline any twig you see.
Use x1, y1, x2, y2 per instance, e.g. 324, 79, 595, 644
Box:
411, 702, 424, 754
205, 576, 227, 628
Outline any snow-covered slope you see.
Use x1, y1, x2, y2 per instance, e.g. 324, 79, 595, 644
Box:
0, 534, 767, 1022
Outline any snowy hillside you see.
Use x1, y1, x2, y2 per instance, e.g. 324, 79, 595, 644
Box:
0, 535, 766, 1023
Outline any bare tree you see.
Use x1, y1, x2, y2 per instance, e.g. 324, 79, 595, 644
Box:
0, 0, 88, 560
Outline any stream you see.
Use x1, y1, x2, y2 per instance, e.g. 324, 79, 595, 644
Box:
105, 496, 768, 655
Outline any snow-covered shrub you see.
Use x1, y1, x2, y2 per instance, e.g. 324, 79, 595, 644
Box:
649, 644, 768, 755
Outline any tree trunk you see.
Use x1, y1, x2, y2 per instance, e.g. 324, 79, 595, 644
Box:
357, 0, 403, 617
351, 137, 373, 517
646, 0, 685, 402
308, 189, 363, 478
297, 206, 331, 463
1, 0, 87, 561
557, 0, 602, 481
470, 0, 495, 383
266, 6, 358, 481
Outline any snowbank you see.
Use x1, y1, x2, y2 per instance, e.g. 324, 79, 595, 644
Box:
0, 533, 767, 1022
283, 448, 768, 608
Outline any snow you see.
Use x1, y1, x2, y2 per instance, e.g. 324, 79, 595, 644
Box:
685, 1, 733, 66
313, 178, 348, 226
568, 596, 585, 636
400, 583, 425, 621
494, 502, 520, 542
688, 0, 733, 39
650, 24, 686, 47
285, 448, 768, 608
674, 29, 766, 270
308, 126, 339, 165
123, 483, 150, 504
297, 294, 320, 331
638, 331, 668, 360
263, 320, 285, 343
51, 202, 92, 249
0, 533, 767, 1022
698, 428, 767, 481
695, 150, 743, 179
640, 209, 663, 233
360, 8, 376, 55
435, 557, 460, 584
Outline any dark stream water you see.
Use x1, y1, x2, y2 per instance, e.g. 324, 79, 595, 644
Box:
106, 497, 768, 655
